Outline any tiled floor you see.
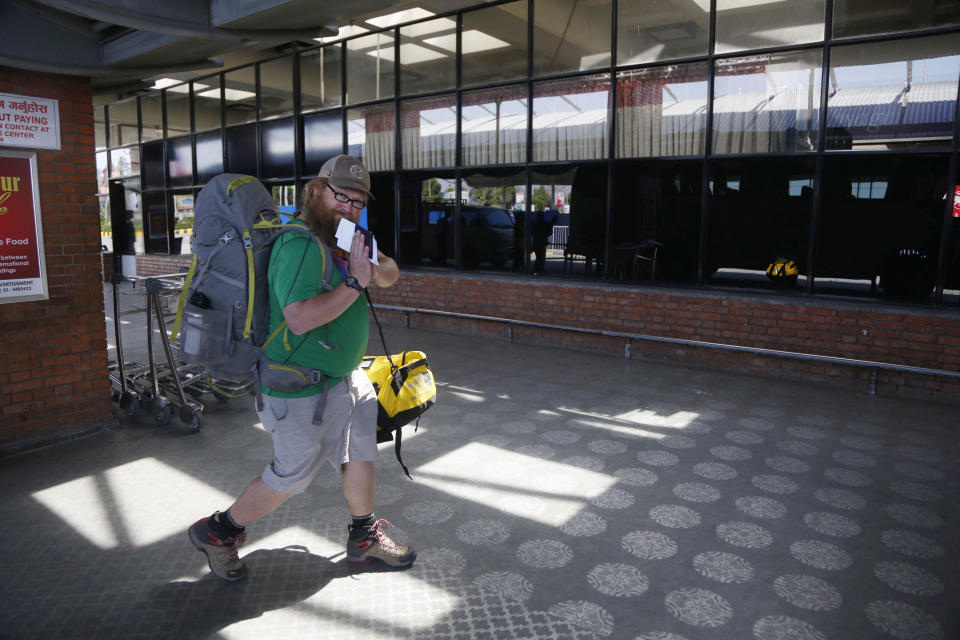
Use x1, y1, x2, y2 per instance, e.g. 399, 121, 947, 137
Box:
0, 283, 957, 639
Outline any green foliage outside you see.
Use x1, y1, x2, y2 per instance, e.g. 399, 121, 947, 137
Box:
531, 185, 550, 212
422, 178, 443, 200
469, 186, 517, 208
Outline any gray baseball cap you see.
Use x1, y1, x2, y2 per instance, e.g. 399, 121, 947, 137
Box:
318, 154, 374, 200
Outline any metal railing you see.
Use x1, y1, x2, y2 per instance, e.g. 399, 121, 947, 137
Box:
372, 303, 960, 396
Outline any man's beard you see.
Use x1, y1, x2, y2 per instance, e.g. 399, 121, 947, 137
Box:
305, 200, 340, 249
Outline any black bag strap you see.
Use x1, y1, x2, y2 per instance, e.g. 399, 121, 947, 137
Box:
362, 286, 414, 479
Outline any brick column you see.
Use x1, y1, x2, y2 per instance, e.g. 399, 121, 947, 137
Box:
0, 67, 113, 453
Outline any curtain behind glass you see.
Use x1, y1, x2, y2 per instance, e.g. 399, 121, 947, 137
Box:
401, 95, 456, 169
712, 50, 822, 154
616, 63, 708, 157
462, 85, 528, 165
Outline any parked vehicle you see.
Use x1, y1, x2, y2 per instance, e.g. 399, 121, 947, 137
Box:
421, 202, 515, 268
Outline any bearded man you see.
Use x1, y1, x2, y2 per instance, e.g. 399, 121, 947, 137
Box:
188, 155, 414, 581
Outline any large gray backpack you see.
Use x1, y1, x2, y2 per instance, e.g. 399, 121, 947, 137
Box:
170, 174, 331, 385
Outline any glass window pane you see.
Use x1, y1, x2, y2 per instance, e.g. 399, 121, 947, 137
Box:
141, 140, 163, 188
140, 93, 163, 141
165, 85, 191, 136
261, 118, 295, 178
260, 56, 294, 120
173, 191, 194, 255
826, 34, 960, 150
616, 62, 708, 158
143, 192, 170, 254
193, 75, 222, 131
95, 106, 106, 150
400, 17, 456, 94
300, 46, 343, 111
398, 171, 457, 268
534, 0, 611, 76
271, 184, 297, 215
462, 85, 528, 165
195, 131, 223, 183
304, 110, 343, 175
537, 164, 606, 276
815, 155, 948, 299
463, 169, 525, 272
367, 173, 396, 257
224, 66, 257, 125
461, 0, 528, 87
96, 151, 107, 189
713, 50, 822, 154
110, 146, 140, 178
614, 159, 702, 283
716, 0, 825, 54
346, 32, 396, 104
707, 157, 813, 290
532, 75, 610, 162
167, 137, 193, 187
347, 103, 395, 171
834, 0, 960, 39
109, 99, 139, 146
617, 0, 709, 65
225, 124, 257, 175
401, 95, 456, 169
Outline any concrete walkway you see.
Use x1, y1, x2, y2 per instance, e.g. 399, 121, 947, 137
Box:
0, 282, 957, 639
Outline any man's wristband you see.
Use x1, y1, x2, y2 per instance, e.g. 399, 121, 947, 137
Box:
344, 275, 365, 293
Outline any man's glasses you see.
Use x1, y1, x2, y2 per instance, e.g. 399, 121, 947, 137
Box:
327, 184, 366, 210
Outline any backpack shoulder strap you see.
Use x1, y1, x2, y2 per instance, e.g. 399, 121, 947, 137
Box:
257, 219, 336, 352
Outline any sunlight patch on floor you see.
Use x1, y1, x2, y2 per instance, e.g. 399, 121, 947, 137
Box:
33, 457, 237, 549
33, 475, 119, 549
413, 442, 617, 526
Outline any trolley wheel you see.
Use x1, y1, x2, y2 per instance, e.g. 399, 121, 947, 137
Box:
152, 404, 172, 426
119, 393, 138, 417
185, 413, 201, 432
179, 405, 201, 432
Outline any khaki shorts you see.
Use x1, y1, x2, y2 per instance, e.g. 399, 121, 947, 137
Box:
257, 367, 379, 494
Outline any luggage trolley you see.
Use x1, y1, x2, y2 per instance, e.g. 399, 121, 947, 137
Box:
108, 273, 207, 431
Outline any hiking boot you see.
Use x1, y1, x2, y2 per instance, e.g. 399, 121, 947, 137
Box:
188, 515, 247, 582
346, 518, 416, 568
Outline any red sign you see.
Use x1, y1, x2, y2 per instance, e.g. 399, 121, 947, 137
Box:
0, 152, 46, 302
953, 185, 960, 218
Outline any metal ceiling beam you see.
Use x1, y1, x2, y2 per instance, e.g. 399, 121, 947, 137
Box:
31, 0, 337, 40
0, 53, 223, 78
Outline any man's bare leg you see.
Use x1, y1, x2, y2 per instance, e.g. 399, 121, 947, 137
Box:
228, 476, 293, 526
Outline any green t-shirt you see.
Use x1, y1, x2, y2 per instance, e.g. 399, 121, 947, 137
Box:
261, 229, 369, 397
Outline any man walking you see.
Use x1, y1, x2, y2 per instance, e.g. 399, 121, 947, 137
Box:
189, 155, 415, 581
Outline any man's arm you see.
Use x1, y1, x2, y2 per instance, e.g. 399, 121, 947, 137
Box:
282, 230, 371, 335
372, 252, 399, 288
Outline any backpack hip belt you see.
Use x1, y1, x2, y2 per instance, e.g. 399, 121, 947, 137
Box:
257, 352, 328, 395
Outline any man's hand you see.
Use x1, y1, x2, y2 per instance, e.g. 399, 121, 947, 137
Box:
348, 229, 373, 287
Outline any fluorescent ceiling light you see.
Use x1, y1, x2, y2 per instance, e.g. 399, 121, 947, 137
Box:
153, 77, 211, 94
425, 30, 511, 54
347, 32, 394, 51
365, 7, 435, 28
197, 88, 256, 101
314, 24, 369, 42
368, 43, 447, 64
151, 77, 186, 90
402, 16, 456, 37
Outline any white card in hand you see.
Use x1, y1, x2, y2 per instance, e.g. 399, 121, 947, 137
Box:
334, 218, 378, 264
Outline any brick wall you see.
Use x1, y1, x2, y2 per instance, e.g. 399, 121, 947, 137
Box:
0, 67, 113, 454
135, 248, 960, 405
371, 272, 960, 404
